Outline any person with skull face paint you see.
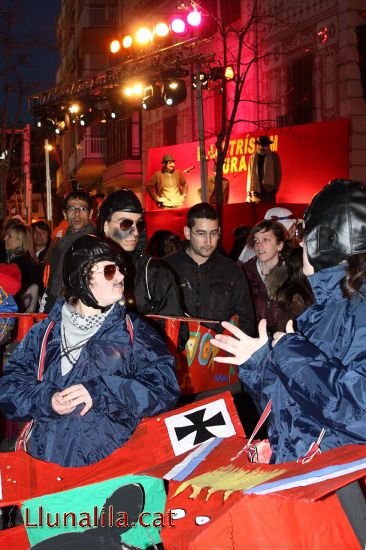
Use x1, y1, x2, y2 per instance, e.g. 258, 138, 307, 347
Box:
0, 234, 179, 467
211, 179, 366, 463
97, 189, 184, 317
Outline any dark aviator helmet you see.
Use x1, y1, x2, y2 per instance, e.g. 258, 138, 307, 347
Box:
304, 179, 366, 272
97, 189, 143, 235
62, 234, 121, 310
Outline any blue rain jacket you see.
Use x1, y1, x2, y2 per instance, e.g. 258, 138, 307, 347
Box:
238, 264, 366, 463
0, 300, 180, 466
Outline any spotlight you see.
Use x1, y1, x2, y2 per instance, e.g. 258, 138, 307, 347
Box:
142, 84, 164, 110
69, 102, 81, 115
209, 65, 235, 81
122, 81, 145, 100
110, 39, 121, 53
122, 35, 133, 49
192, 72, 208, 89
79, 107, 99, 127
187, 9, 202, 26
163, 79, 187, 106
154, 22, 170, 38
35, 116, 56, 133
171, 18, 186, 34
135, 27, 153, 45
54, 115, 68, 135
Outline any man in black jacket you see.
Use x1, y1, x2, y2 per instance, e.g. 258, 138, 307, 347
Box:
97, 189, 184, 317
164, 202, 255, 335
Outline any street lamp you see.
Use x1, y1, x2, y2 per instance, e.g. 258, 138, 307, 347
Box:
44, 140, 53, 225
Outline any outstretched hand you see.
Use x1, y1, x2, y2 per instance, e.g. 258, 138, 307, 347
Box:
210, 319, 268, 365
52, 384, 92, 416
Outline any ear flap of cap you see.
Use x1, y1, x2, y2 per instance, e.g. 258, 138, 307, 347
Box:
306, 226, 341, 272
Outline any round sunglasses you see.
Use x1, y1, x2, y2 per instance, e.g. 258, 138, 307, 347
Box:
93, 264, 123, 281
109, 218, 145, 233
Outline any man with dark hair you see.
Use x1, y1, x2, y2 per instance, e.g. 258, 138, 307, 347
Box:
97, 189, 184, 316
40, 190, 95, 313
164, 202, 255, 335
146, 154, 187, 208
31, 220, 52, 262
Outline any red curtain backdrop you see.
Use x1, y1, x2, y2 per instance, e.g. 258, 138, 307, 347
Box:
145, 118, 349, 210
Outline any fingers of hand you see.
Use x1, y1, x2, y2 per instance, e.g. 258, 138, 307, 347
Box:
258, 319, 268, 342
286, 319, 295, 333
221, 321, 246, 340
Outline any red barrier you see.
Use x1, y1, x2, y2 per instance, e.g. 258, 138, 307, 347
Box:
147, 315, 239, 394
0, 313, 47, 342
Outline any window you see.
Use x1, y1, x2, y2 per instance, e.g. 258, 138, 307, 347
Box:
288, 53, 314, 125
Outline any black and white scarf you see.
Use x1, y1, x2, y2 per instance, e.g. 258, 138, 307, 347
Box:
60, 302, 113, 375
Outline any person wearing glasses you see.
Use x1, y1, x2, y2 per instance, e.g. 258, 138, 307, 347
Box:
40, 190, 95, 313
0, 234, 179, 467
164, 202, 255, 335
97, 189, 184, 316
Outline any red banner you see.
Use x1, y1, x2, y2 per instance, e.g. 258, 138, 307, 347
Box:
146, 119, 349, 209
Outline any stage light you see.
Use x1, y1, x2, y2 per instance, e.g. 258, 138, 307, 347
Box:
79, 107, 98, 127
187, 9, 201, 26
171, 18, 186, 34
155, 22, 170, 37
224, 65, 235, 81
209, 65, 235, 81
54, 116, 68, 135
122, 35, 133, 49
142, 84, 164, 110
163, 79, 187, 106
69, 102, 81, 115
124, 86, 133, 98
135, 27, 153, 45
110, 39, 121, 53
35, 116, 56, 132
192, 72, 208, 89
123, 82, 144, 99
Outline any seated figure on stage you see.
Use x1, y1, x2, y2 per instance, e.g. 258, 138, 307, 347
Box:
146, 154, 188, 208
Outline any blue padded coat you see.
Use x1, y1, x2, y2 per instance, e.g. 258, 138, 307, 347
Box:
238, 264, 366, 463
0, 300, 180, 466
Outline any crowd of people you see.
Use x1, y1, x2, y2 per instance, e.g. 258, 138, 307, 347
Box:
0, 178, 364, 472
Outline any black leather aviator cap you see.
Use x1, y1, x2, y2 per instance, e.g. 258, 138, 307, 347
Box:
304, 179, 366, 272
63, 234, 120, 309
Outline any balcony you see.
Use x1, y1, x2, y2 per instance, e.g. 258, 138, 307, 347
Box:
68, 136, 106, 187
77, 5, 117, 29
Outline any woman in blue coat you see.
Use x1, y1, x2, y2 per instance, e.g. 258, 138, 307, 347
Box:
0, 234, 180, 467
211, 179, 366, 464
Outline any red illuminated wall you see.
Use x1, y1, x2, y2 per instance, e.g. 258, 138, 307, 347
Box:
145, 118, 349, 210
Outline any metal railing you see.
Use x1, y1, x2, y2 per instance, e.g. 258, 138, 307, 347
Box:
78, 5, 117, 28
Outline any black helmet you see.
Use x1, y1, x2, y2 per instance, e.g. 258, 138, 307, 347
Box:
97, 189, 143, 235
63, 234, 120, 309
304, 179, 366, 272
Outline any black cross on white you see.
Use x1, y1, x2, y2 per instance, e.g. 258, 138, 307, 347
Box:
174, 409, 226, 445
165, 398, 237, 456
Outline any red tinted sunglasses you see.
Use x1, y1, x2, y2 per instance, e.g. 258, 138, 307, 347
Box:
93, 264, 123, 281
110, 218, 145, 233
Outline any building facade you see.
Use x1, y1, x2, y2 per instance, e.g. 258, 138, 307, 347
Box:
49, 0, 366, 202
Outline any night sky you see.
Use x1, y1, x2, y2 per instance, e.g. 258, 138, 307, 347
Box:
0, 0, 60, 125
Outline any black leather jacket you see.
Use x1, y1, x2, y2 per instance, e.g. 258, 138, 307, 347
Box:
164, 243, 256, 335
